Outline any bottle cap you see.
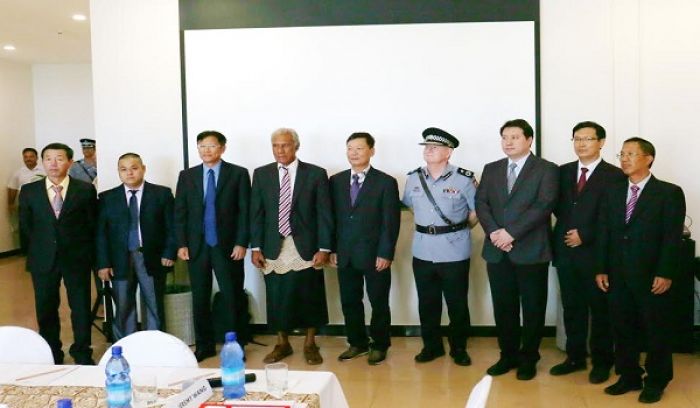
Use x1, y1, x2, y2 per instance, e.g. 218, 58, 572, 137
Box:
225, 331, 236, 342
111, 345, 122, 356
56, 399, 73, 408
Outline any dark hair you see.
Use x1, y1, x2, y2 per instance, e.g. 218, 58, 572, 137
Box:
500, 119, 534, 139
22, 147, 38, 156
41, 143, 74, 160
623, 137, 656, 168
118, 152, 142, 162
346, 132, 375, 148
572, 121, 606, 139
196, 130, 227, 145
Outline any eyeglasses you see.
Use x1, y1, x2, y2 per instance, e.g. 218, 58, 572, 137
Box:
571, 137, 598, 143
616, 152, 648, 159
197, 144, 220, 150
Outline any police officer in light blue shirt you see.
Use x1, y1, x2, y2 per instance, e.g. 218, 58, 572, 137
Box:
402, 127, 478, 366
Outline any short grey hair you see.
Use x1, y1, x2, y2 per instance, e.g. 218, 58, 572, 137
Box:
271, 128, 300, 149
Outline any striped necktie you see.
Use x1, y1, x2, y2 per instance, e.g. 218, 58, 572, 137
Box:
625, 184, 640, 223
278, 166, 292, 236
51, 185, 63, 218
507, 162, 517, 194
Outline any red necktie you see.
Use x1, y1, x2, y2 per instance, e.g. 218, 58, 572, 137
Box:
576, 168, 588, 194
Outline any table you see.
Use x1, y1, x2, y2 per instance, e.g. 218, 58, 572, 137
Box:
0, 364, 348, 408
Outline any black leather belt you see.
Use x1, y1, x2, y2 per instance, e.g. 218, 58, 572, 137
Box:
416, 221, 468, 235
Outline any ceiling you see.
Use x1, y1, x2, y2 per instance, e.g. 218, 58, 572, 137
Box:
0, 0, 91, 64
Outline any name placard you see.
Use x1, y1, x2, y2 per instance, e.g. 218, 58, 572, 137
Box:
164, 379, 213, 408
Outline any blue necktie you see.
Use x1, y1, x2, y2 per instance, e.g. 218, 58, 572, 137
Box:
204, 169, 218, 246
127, 190, 140, 251
350, 173, 361, 206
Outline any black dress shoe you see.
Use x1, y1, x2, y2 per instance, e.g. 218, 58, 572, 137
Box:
414, 348, 445, 363
194, 348, 217, 362
338, 346, 369, 361
487, 358, 518, 376
517, 362, 537, 381
549, 359, 586, 376
638, 386, 663, 404
367, 349, 387, 365
449, 349, 472, 366
588, 365, 612, 384
604, 377, 642, 395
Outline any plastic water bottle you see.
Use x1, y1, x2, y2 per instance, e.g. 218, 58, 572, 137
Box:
221, 331, 245, 399
56, 399, 73, 408
105, 345, 132, 407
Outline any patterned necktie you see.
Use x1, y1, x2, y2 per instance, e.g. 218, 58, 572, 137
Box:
625, 184, 640, 223
350, 173, 361, 206
127, 190, 140, 251
278, 166, 292, 237
204, 169, 218, 246
51, 185, 63, 218
576, 167, 589, 194
507, 162, 517, 194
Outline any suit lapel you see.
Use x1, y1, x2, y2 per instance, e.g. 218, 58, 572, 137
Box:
139, 182, 152, 224
193, 165, 204, 204
216, 161, 230, 195
291, 161, 304, 208
508, 154, 535, 199
626, 175, 656, 226
352, 167, 375, 210
493, 159, 509, 204
58, 178, 79, 219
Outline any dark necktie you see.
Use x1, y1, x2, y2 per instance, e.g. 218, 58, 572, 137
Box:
204, 169, 218, 246
350, 173, 361, 206
576, 167, 588, 194
127, 190, 140, 251
625, 184, 640, 223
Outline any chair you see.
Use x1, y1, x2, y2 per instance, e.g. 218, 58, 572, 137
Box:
0, 326, 54, 364
465, 375, 493, 408
98, 330, 198, 368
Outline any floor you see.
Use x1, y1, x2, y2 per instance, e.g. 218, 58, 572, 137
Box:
1, 255, 698, 407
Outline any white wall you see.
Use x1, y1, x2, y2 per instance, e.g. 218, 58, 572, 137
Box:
90, 0, 700, 326
0, 60, 35, 252
33, 64, 95, 157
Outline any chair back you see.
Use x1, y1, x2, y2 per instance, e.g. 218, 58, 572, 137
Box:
0, 326, 54, 364
465, 375, 493, 408
98, 330, 198, 367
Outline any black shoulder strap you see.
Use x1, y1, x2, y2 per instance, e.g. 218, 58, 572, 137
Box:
417, 171, 454, 225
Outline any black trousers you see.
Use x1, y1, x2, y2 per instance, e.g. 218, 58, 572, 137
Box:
487, 257, 548, 364
556, 262, 614, 366
609, 276, 673, 389
188, 244, 248, 350
30, 264, 93, 363
338, 264, 392, 351
412, 258, 471, 353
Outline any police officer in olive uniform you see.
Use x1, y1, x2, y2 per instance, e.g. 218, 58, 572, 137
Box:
402, 127, 478, 366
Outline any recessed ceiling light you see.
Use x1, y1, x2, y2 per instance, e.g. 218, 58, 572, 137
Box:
72, 14, 87, 21
3, 45, 16, 51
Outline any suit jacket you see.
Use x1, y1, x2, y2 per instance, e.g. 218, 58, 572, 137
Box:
250, 161, 333, 261
329, 167, 401, 270
475, 154, 559, 264
552, 160, 625, 270
174, 161, 251, 258
19, 177, 97, 274
96, 181, 177, 280
597, 176, 685, 291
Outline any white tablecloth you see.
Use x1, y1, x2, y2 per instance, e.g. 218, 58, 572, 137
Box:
0, 364, 348, 408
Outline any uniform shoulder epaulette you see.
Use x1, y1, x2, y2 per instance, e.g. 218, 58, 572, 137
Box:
457, 167, 474, 178
407, 167, 421, 175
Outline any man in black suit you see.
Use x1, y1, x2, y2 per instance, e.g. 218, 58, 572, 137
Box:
329, 132, 401, 366
175, 130, 251, 362
550, 122, 625, 383
596, 137, 685, 404
475, 119, 558, 380
19, 142, 97, 365
250, 128, 333, 366
96, 153, 177, 340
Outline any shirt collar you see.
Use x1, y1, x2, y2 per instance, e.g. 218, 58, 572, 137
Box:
278, 159, 299, 171
578, 156, 602, 173
629, 172, 652, 190
422, 163, 455, 180
508, 152, 531, 169
45, 175, 70, 191
123, 183, 145, 194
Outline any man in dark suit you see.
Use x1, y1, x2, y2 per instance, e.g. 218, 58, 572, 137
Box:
175, 130, 251, 362
550, 121, 626, 383
19, 142, 97, 365
329, 132, 401, 366
475, 119, 559, 380
250, 128, 333, 366
596, 137, 685, 404
96, 153, 177, 340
